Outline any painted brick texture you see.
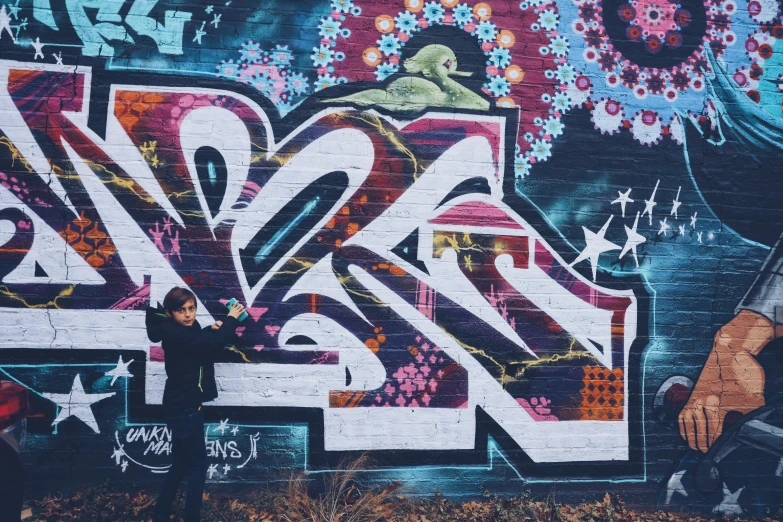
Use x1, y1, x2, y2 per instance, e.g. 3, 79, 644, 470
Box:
0, 0, 782, 515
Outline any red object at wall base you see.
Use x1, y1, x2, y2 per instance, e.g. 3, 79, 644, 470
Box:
0, 380, 28, 522
0, 381, 28, 430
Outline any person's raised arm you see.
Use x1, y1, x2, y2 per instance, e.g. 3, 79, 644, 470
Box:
162, 302, 246, 356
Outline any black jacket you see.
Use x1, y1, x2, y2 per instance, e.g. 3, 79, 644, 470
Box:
145, 305, 240, 413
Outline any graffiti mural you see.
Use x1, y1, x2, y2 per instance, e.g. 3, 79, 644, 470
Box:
0, 0, 781, 513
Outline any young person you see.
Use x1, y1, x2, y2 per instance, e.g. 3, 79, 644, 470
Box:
145, 287, 245, 522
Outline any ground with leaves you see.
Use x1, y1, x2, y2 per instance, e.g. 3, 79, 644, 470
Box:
27, 485, 781, 522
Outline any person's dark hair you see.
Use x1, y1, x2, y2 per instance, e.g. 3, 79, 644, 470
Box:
162, 287, 197, 313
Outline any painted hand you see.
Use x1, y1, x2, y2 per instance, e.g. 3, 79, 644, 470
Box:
211, 320, 223, 331
679, 310, 774, 452
227, 302, 246, 320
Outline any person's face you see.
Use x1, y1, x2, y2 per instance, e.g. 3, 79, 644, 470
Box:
167, 299, 197, 327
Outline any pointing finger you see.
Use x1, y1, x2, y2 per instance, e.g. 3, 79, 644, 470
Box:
683, 410, 697, 451
693, 405, 709, 453
678, 411, 686, 440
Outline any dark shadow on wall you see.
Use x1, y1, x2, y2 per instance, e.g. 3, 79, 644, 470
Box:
516, 103, 783, 495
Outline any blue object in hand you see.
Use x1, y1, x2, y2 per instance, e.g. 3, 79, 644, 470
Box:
226, 298, 248, 322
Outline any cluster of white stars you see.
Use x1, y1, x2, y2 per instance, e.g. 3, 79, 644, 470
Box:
573, 179, 706, 280
193, 5, 222, 44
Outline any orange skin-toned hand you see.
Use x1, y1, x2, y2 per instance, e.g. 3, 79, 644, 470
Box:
226, 302, 245, 320
679, 310, 774, 453
211, 303, 245, 330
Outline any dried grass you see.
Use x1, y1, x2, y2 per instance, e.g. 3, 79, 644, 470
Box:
24, 461, 783, 522
277, 454, 399, 522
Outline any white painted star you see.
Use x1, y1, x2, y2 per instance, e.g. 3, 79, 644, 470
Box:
713, 483, 744, 516
697, 231, 703, 244
111, 445, 125, 465
231, 425, 239, 436
105, 355, 134, 386
690, 212, 697, 229
13, 16, 25, 38
571, 215, 622, 282
214, 418, 230, 435
678, 224, 686, 236
665, 470, 688, 505
205, 4, 214, 13
53, 51, 62, 65
121, 460, 129, 473
208, 463, 219, 479
671, 186, 682, 218
658, 217, 671, 236
0, 6, 15, 42
641, 179, 660, 226
211, 13, 221, 28
31, 36, 44, 59
619, 211, 646, 268
193, 21, 207, 44
611, 188, 634, 218
8, 0, 20, 19
223, 463, 231, 474
42, 375, 115, 434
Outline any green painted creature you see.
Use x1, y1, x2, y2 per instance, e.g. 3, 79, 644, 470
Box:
324, 44, 491, 113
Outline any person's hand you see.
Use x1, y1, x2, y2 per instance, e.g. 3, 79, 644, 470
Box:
679, 310, 774, 452
227, 301, 245, 320
211, 320, 223, 331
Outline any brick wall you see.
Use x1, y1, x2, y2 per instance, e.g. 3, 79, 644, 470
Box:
0, 0, 782, 514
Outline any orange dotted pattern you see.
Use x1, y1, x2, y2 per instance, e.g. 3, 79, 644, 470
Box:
579, 366, 624, 421
61, 211, 116, 268
114, 91, 165, 132
364, 326, 386, 354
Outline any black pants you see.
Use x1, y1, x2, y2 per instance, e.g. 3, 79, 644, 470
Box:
153, 408, 208, 522
0, 435, 23, 522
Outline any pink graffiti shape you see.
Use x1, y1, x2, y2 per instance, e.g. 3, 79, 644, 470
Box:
148, 222, 165, 251
265, 325, 280, 336
516, 397, 559, 421
245, 306, 268, 322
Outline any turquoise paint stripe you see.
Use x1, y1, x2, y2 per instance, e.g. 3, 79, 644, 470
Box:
254, 196, 320, 265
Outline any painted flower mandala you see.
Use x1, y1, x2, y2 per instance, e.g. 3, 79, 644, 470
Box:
378, 33, 403, 55
312, 44, 337, 67
326, 0, 568, 176
375, 62, 400, 80
474, 20, 499, 41
557, 0, 761, 145
489, 47, 512, 67
331, 0, 355, 12
217, 43, 309, 116
423, 1, 446, 22
271, 45, 293, 66
395, 10, 420, 32
732, 13, 783, 114
286, 72, 310, 94
486, 75, 511, 96
319, 17, 343, 40
308, 6, 359, 89
616, 0, 691, 53
315, 73, 340, 91
240, 41, 264, 63
538, 9, 560, 30
453, 3, 475, 24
